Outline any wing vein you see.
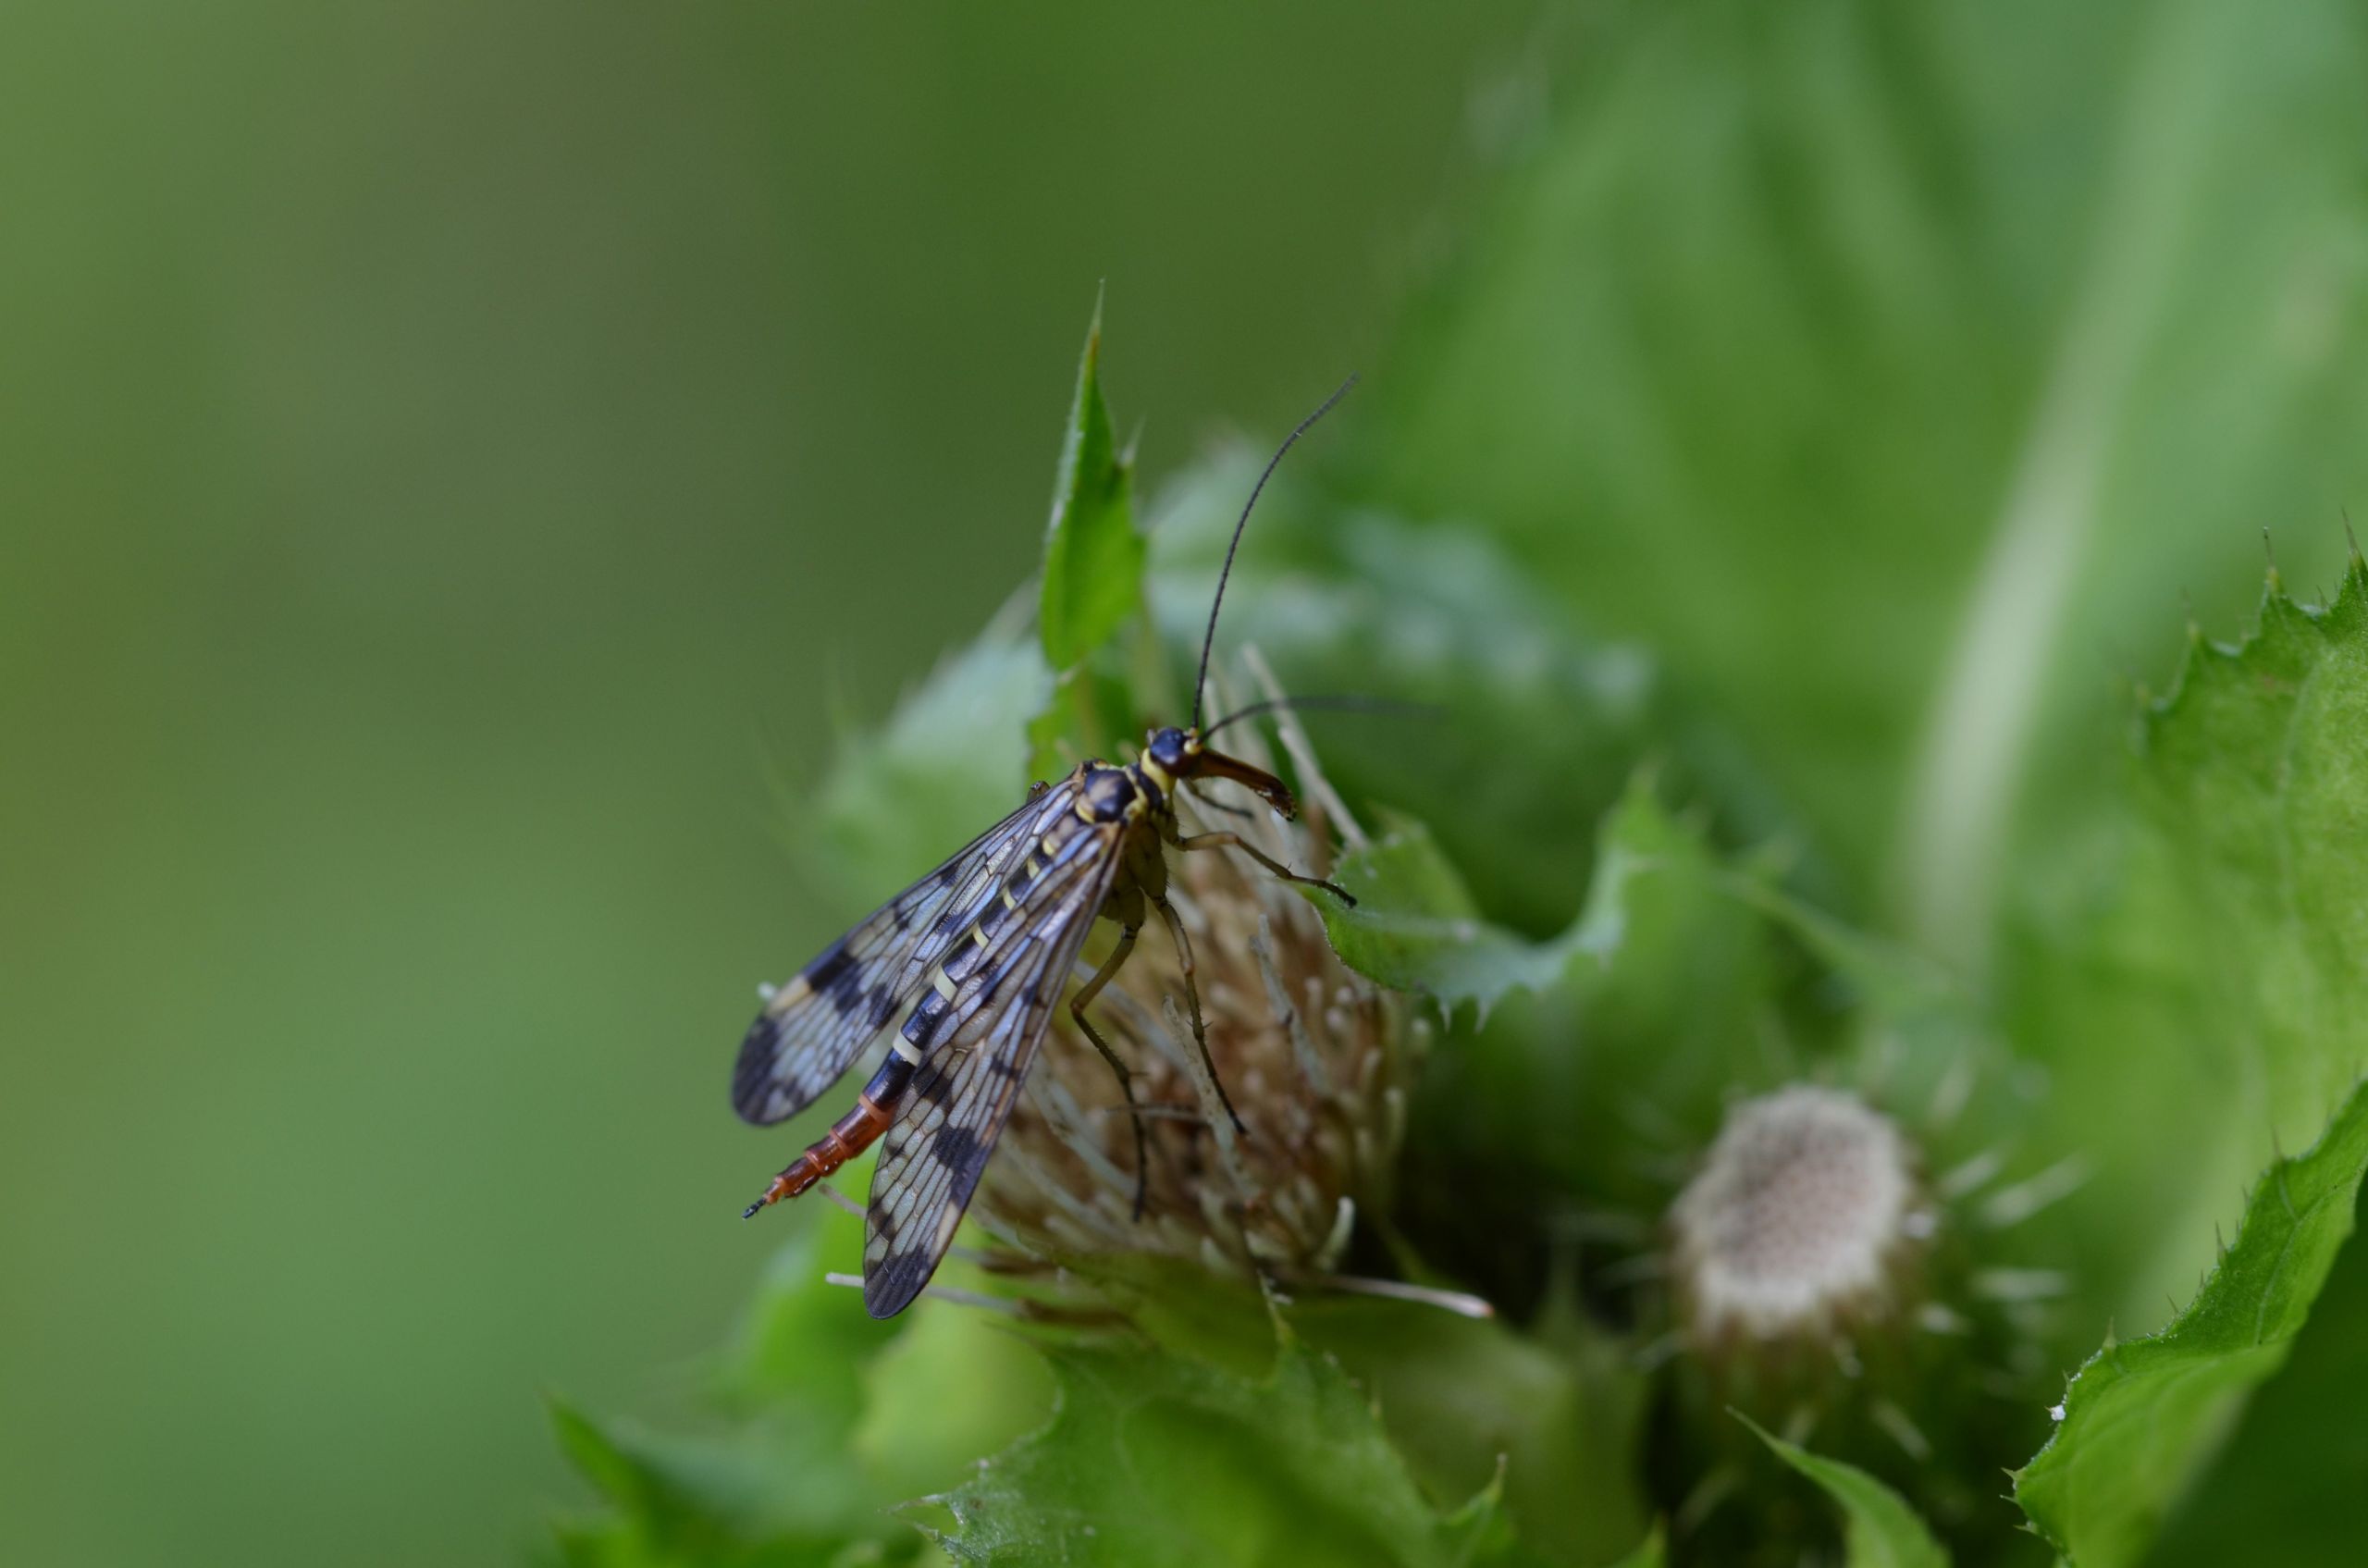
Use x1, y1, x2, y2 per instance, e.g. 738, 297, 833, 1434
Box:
730, 780, 1081, 1125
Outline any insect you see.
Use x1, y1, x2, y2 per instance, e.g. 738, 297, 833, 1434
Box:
730, 378, 1360, 1318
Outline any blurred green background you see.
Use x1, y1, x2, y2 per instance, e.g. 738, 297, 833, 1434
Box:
14, 0, 2368, 1563
0, 5, 1550, 1564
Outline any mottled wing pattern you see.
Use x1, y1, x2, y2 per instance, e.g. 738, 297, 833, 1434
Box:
860, 814, 1127, 1317
731, 779, 1079, 1126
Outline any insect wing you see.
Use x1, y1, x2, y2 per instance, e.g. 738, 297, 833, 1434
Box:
732, 779, 1080, 1126
860, 818, 1126, 1317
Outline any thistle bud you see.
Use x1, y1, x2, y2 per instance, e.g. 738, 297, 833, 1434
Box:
1671, 1085, 1929, 1350
1657, 1079, 2073, 1556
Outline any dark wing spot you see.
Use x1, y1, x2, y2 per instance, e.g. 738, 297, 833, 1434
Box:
865, 1247, 932, 1319
802, 940, 872, 1016
933, 1126, 982, 1173
803, 939, 853, 993
868, 1199, 898, 1240
730, 1015, 783, 1120
826, 965, 870, 1016
864, 982, 897, 1030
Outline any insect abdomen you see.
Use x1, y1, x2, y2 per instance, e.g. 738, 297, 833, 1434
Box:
741, 1053, 917, 1216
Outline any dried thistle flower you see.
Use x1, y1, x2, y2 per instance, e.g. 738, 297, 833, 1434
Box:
967, 672, 1424, 1298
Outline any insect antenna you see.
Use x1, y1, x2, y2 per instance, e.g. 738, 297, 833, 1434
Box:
1190, 375, 1359, 731
1202, 692, 1439, 740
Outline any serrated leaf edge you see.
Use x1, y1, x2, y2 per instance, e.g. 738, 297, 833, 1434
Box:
2011, 1073, 2368, 1559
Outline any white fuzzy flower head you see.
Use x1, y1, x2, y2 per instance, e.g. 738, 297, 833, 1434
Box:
1671, 1085, 1925, 1346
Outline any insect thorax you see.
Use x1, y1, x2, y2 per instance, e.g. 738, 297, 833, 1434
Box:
1074, 758, 1172, 827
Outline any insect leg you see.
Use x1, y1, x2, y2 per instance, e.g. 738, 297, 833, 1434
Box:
1150, 892, 1248, 1135
1068, 922, 1150, 1220
1174, 831, 1356, 907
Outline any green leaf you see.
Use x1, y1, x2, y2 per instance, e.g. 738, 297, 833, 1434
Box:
1289, 1295, 1650, 1568
549, 1400, 855, 1567
1739, 1415, 1951, 1568
2014, 1078, 2368, 1568
1387, 784, 1783, 1289
720, 1197, 907, 1413
1037, 296, 1141, 673
1349, 0, 2368, 957
550, 1203, 1043, 1567
806, 628, 1051, 901
1603, 1525, 1667, 1568
551, 1211, 898, 1557
1314, 772, 1724, 1019
548, 1399, 867, 1564
1044, 1251, 1285, 1382
2006, 559, 2368, 1327
550, 1402, 672, 1530
931, 1340, 1509, 1568
1149, 471, 1755, 932
1722, 869, 2040, 1180
2145, 1184, 2368, 1568
1328, 781, 1797, 1155
1024, 650, 1142, 784
852, 1287, 1056, 1515
1314, 809, 1614, 1015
